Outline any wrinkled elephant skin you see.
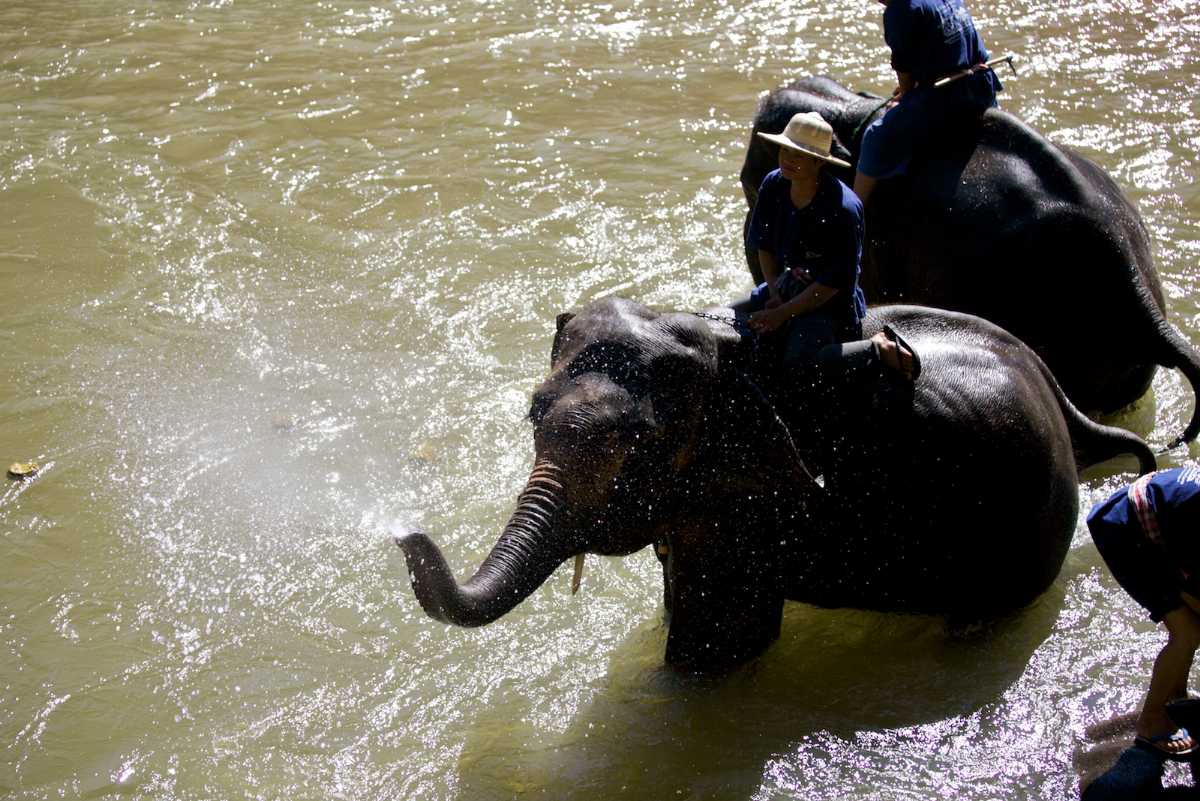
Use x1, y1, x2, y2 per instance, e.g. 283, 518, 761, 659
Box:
398, 298, 1155, 671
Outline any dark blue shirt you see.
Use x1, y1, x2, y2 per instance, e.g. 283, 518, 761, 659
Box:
746, 169, 867, 324
1088, 465, 1200, 572
884, 0, 1000, 107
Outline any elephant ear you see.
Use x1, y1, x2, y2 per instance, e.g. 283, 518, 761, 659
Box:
830, 134, 853, 165
550, 311, 576, 366
645, 314, 722, 425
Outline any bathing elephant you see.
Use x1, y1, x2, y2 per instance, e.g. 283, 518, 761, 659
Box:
740, 76, 1200, 446
397, 298, 1155, 671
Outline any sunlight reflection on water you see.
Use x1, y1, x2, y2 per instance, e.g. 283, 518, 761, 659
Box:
0, 0, 1198, 798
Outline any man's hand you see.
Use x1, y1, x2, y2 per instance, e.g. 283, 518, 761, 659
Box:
748, 306, 789, 334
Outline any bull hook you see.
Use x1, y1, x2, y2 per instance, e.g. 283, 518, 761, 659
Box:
933, 54, 1019, 88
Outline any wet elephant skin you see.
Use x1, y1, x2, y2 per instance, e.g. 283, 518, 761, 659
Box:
398, 298, 1155, 671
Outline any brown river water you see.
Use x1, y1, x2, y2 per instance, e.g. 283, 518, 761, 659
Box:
2, 1, 1199, 799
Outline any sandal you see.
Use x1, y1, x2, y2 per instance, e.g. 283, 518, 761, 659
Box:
1134, 727, 1200, 762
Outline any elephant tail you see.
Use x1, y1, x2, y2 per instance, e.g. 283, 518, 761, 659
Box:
1040, 356, 1158, 475
1070, 415, 1158, 477
1157, 318, 1200, 449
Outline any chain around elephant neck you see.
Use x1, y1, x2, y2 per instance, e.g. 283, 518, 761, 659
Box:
692, 310, 754, 340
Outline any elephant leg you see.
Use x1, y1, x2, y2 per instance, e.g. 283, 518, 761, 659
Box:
662, 517, 785, 671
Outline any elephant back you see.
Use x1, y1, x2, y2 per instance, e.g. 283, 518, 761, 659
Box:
800, 306, 1086, 616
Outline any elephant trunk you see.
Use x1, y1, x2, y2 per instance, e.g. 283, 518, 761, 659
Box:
396, 459, 572, 627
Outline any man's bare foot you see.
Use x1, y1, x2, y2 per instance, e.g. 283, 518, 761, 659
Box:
871, 330, 918, 381
1137, 708, 1199, 759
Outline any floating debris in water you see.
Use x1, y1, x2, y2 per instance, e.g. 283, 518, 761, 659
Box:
7, 462, 39, 479
412, 441, 437, 464
270, 415, 296, 432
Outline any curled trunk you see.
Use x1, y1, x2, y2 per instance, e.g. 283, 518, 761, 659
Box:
396, 459, 573, 627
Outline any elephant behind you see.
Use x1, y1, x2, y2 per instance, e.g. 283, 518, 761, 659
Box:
740, 76, 1200, 446
397, 298, 1155, 671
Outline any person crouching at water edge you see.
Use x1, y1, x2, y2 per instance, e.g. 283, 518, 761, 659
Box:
1087, 465, 1200, 761
732, 111, 918, 386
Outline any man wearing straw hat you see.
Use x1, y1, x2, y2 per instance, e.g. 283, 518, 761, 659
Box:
734, 111, 918, 385
853, 0, 1001, 208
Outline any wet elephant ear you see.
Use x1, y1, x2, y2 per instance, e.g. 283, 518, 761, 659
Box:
550, 311, 576, 365
645, 352, 709, 428
829, 128, 854, 169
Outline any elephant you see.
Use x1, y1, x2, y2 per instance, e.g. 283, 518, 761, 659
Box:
740, 76, 1200, 446
397, 297, 1155, 671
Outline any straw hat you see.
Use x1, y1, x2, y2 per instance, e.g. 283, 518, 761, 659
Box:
756, 111, 851, 168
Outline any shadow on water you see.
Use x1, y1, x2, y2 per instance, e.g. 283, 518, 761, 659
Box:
1076, 712, 1200, 799
456, 583, 1065, 800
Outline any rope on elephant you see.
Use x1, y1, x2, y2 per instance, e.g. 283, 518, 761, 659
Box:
734, 367, 819, 487
690, 312, 818, 488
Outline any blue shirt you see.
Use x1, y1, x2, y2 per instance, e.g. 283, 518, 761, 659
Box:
746, 169, 867, 325
1088, 465, 1200, 570
884, 0, 1000, 108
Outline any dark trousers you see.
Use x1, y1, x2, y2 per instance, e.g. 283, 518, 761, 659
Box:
730, 290, 880, 391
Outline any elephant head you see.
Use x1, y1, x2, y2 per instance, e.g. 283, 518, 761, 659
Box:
396, 298, 744, 628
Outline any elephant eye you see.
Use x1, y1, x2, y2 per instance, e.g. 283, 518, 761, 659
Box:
528, 392, 553, 424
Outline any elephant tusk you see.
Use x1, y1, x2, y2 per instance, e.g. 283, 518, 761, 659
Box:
571, 554, 585, 595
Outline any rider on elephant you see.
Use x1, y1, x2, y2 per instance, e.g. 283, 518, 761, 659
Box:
734, 111, 918, 387
853, 0, 1001, 208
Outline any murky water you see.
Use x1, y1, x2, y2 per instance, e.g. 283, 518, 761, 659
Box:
2, 1, 1199, 798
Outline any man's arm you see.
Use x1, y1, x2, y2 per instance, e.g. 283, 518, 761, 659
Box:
758, 249, 783, 307
748, 282, 840, 333
885, 1, 918, 91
